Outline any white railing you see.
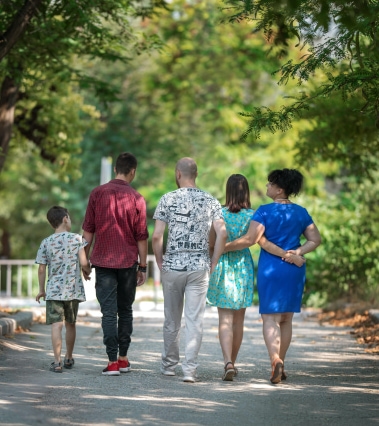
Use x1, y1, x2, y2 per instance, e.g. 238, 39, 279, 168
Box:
0, 255, 160, 298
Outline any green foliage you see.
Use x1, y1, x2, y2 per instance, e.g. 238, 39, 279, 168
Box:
222, 0, 379, 175
1, 0, 378, 307
303, 175, 379, 303
0, 0, 166, 172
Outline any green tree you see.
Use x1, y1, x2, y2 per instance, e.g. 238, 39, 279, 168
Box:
222, 0, 379, 175
0, 0, 165, 174
0, 0, 165, 256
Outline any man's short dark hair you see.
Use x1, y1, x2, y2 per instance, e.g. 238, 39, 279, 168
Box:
47, 206, 69, 229
115, 152, 137, 176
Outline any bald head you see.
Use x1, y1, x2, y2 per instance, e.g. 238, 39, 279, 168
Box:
176, 157, 197, 179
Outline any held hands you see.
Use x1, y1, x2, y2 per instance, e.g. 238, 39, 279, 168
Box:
137, 271, 147, 286
282, 250, 306, 267
36, 291, 46, 303
82, 264, 92, 281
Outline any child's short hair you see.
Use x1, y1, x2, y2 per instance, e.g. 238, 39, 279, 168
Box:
47, 206, 69, 229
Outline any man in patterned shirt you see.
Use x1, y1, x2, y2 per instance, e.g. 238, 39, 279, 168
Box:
82, 152, 149, 376
152, 157, 227, 383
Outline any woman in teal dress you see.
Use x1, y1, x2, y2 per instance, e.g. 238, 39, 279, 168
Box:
208, 174, 287, 381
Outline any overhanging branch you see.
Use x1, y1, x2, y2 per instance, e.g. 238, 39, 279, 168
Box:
0, 0, 43, 62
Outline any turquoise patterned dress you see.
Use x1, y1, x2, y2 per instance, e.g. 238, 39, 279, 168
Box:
207, 207, 254, 309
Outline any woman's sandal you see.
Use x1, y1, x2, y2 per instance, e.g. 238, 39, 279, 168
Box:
50, 361, 63, 373
222, 362, 235, 381
270, 358, 284, 384
64, 358, 75, 369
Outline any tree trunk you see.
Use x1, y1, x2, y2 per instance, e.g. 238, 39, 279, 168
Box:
0, 76, 19, 174
0, 0, 44, 62
0, 229, 11, 259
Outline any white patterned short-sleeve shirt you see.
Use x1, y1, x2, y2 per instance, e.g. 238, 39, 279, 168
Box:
153, 188, 223, 271
35, 232, 87, 301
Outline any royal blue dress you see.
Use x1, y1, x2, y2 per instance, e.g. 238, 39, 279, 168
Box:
252, 203, 314, 314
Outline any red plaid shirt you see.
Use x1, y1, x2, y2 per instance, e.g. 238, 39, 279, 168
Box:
82, 179, 149, 269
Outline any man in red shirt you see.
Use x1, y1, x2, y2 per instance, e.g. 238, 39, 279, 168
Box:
82, 152, 149, 376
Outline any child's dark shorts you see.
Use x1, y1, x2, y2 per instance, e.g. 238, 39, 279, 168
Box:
46, 300, 80, 325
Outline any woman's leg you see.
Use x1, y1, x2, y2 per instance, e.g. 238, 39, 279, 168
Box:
279, 312, 294, 362
262, 312, 293, 362
262, 312, 294, 382
231, 308, 246, 365
218, 308, 234, 364
262, 313, 281, 363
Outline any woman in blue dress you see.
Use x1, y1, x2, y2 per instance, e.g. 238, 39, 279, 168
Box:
208, 174, 294, 381
225, 169, 321, 384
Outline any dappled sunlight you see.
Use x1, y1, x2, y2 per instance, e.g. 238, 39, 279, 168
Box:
328, 385, 379, 394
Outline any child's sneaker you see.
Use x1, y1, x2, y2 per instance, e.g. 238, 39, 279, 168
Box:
102, 362, 120, 376
118, 359, 131, 373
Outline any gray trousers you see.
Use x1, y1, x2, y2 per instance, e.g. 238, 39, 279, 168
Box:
161, 270, 209, 377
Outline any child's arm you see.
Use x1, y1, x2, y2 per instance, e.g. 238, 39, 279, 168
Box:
258, 235, 306, 267
79, 247, 91, 280
36, 264, 47, 303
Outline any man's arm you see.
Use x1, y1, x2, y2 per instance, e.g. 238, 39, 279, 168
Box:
137, 239, 148, 286
210, 218, 227, 273
224, 220, 265, 253
36, 264, 46, 303
152, 220, 166, 271
208, 224, 216, 258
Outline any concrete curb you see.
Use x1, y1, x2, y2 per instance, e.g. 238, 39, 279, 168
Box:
0, 311, 33, 336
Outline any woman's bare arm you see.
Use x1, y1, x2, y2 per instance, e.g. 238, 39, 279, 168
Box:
259, 235, 306, 267
224, 220, 265, 253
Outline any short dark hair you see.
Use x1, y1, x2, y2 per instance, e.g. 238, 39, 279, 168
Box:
47, 206, 69, 229
225, 174, 251, 213
268, 168, 303, 197
115, 152, 137, 175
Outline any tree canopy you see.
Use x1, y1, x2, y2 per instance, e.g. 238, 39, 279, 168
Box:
0, 0, 166, 175
222, 0, 379, 175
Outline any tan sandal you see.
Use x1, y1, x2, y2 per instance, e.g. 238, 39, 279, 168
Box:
222, 362, 235, 381
270, 358, 283, 384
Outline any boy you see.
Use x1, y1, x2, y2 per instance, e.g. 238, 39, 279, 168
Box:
35, 206, 91, 373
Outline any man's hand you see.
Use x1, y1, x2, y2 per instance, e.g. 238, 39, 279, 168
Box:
210, 260, 218, 274
137, 271, 146, 286
82, 264, 91, 281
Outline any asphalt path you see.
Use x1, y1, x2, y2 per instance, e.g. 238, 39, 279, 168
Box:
0, 303, 378, 426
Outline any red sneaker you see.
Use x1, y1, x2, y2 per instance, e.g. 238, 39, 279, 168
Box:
102, 362, 120, 376
118, 359, 131, 373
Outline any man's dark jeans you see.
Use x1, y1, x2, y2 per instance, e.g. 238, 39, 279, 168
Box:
95, 266, 137, 362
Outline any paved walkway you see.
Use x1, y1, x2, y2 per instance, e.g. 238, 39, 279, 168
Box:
0, 302, 378, 426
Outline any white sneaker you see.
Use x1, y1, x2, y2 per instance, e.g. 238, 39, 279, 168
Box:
161, 368, 176, 376
183, 376, 196, 383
